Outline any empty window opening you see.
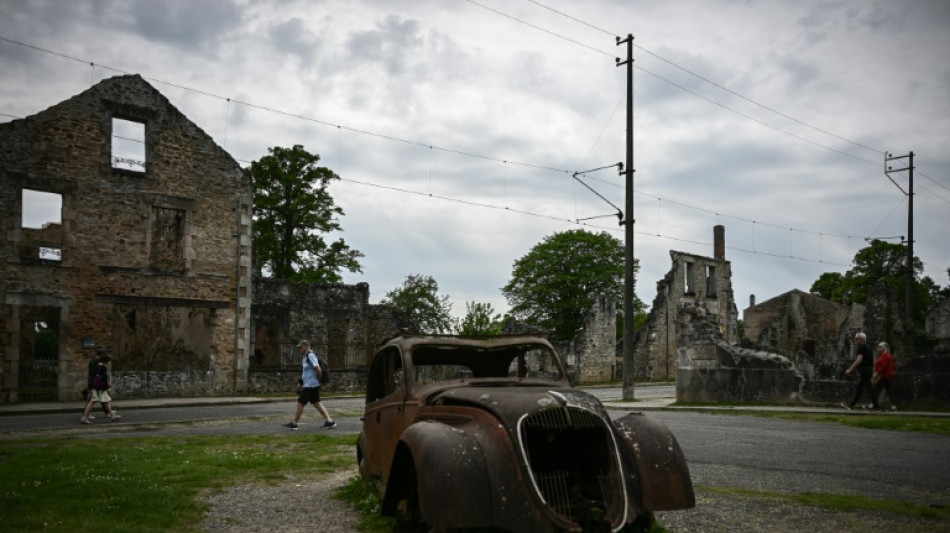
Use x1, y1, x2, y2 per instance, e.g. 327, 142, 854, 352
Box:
684, 261, 694, 294
21, 189, 63, 262
112, 117, 146, 172
706, 265, 717, 297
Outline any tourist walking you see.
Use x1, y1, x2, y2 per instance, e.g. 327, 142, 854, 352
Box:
842, 332, 879, 410
80, 353, 121, 424
283, 340, 336, 430
873, 341, 898, 411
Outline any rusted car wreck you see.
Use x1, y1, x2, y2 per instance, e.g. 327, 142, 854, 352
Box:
357, 334, 695, 532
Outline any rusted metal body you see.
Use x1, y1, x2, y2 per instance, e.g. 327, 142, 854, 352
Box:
357, 334, 694, 532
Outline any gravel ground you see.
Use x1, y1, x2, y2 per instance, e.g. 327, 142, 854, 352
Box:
201, 467, 362, 533
200, 468, 948, 533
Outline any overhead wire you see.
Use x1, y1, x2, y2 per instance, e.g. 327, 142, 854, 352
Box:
0, 33, 937, 269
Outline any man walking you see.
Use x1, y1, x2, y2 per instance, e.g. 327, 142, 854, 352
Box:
842, 332, 879, 410
284, 340, 337, 430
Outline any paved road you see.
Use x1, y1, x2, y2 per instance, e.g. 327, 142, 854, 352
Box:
2, 385, 948, 510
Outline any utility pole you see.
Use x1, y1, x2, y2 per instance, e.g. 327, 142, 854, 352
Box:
884, 151, 915, 321
616, 34, 635, 401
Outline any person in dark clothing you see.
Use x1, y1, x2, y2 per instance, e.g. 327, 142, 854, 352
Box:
83, 350, 112, 418
80, 353, 121, 424
842, 332, 879, 410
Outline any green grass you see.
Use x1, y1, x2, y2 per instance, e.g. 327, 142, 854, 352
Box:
0, 434, 354, 532
716, 410, 950, 435
701, 486, 950, 521
335, 476, 400, 532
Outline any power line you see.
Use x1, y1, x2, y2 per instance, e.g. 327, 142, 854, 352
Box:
0, 34, 937, 267
523, 0, 884, 155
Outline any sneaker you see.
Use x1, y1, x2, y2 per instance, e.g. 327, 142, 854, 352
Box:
840, 402, 852, 411
80, 419, 92, 425
283, 422, 299, 430
110, 414, 121, 421
320, 420, 337, 429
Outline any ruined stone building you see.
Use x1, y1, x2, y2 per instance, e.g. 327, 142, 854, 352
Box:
742, 289, 864, 379
1, 75, 254, 403
248, 278, 401, 393
632, 225, 739, 381
927, 298, 950, 354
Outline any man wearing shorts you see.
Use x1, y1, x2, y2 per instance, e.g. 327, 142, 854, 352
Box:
284, 340, 337, 430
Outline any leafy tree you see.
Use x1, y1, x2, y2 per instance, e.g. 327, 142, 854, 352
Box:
250, 145, 363, 282
455, 301, 504, 335
502, 229, 643, 341
381, 274, 454, 334
809, 239, 943, 324
809, 272, 846, 301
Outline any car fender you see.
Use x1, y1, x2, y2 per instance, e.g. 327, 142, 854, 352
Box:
613, 412, 696, 511
383, 419, 495, 528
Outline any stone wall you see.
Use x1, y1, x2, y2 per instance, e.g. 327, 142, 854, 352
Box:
633, 229, 739, 381
249, 278, 401, 394
743, 289, 861, 379
0, 75, 253, 403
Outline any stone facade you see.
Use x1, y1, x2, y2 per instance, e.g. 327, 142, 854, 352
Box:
633, 225, 739, 381
927, 298, 950, 353
557, 294, 617, 383
1, 75, 253, 402
248, 278, 402, 394
742, 289, 863, 379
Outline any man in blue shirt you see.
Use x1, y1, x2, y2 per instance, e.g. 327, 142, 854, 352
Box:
284, 340, 337, 430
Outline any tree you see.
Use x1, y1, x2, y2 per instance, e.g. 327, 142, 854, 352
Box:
455, 301, 504, 335
381, 274, 454, 334
250, 145, 363, 283
809, 239, 942, 324
502, 229, 643, 341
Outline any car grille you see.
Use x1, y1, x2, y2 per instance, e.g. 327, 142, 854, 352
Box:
519, 406, 625, 527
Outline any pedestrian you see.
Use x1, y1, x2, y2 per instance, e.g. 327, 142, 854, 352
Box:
283, 340, 336, 430
873, 341, 898, 411
841, 332, 879, 410
80, 353, 121, 424
82, 350, 112, 419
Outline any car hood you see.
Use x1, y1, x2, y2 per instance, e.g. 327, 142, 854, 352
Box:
428, 385, 610, 428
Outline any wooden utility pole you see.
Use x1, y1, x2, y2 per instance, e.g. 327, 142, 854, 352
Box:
617, 34, 636, 401
885, 151, 915, 321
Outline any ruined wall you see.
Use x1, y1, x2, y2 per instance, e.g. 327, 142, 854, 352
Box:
927, 298, 950, 353
0, 75, 253, 402
556, 294, 616, 383
249, 278, 401, 394
742, 290, 860, 379
633, 244, 738, 381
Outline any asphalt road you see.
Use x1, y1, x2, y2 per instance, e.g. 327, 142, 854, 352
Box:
2, 386, 948, 509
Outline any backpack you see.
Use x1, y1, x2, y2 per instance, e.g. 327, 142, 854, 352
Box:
92, 369, 107, 391
316, 355, 331, 384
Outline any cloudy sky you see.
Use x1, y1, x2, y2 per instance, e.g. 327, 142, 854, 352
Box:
2, 0, 948, 321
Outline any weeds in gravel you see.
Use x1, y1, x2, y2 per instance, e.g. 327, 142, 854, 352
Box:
0, 434, 354, 533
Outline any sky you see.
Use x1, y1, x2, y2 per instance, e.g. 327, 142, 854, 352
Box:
2, 0, 949, 322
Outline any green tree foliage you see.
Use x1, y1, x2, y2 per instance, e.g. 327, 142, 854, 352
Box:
502, 229, 643, 341
455, 301, 504, 335
250, 145, 363, 282
809, 239, 943, 324
381, 274, 454, 334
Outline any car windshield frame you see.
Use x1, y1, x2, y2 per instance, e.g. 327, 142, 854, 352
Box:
407, 341, 566, 386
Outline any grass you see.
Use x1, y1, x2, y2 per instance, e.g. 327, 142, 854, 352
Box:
0, 434, 354, 532
715, 410, 950, 435
701, 485, 950, 521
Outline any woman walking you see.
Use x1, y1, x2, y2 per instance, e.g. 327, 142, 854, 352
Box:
874, 342, 898, 411
80, 353, 121, 424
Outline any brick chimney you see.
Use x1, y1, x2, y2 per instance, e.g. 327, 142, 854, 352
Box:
714, 225, 725, 261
